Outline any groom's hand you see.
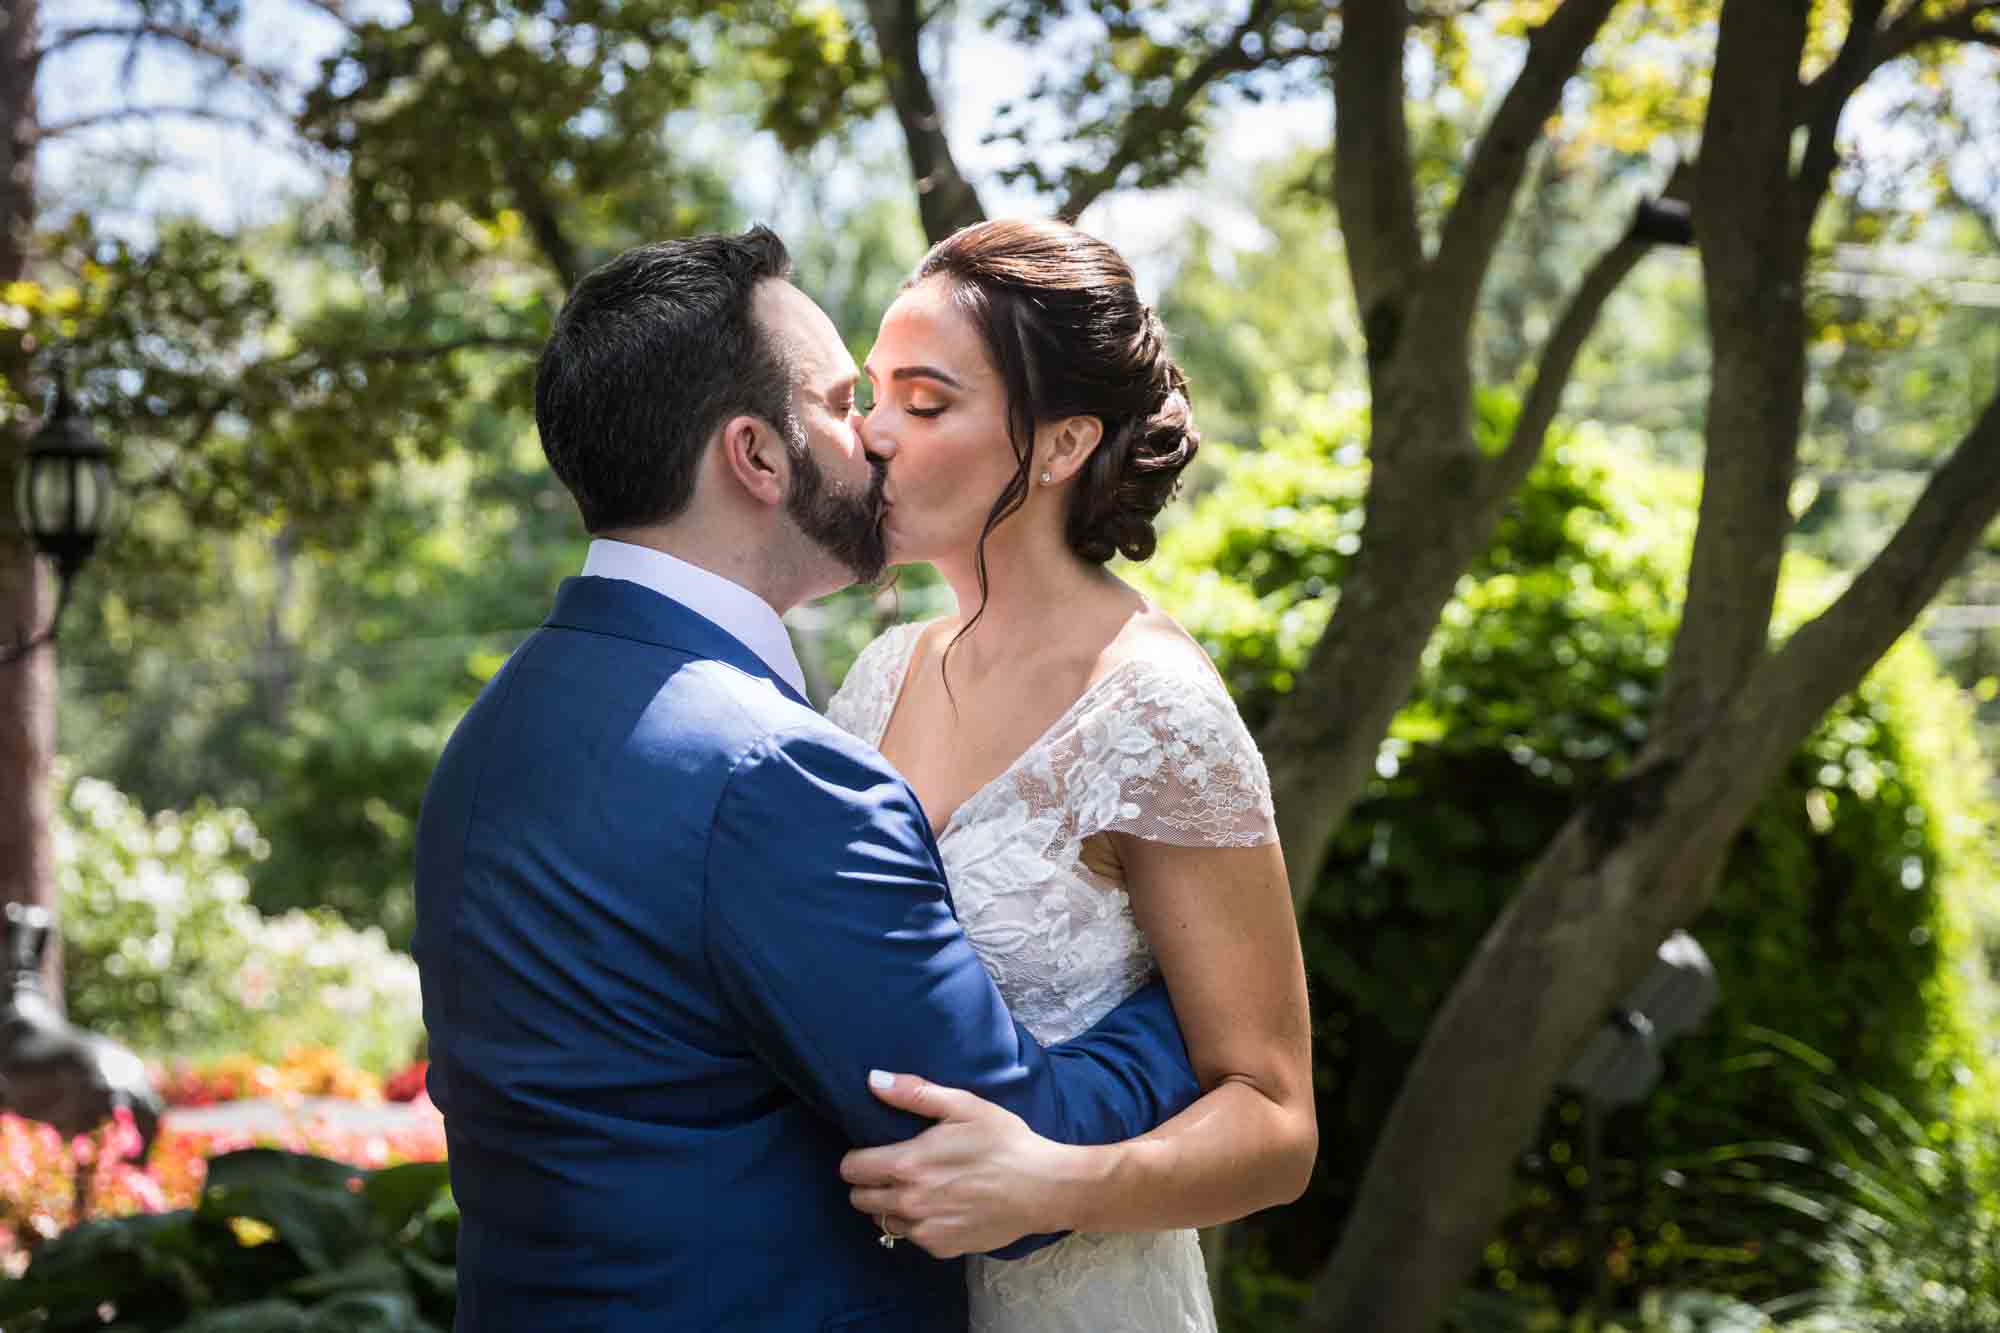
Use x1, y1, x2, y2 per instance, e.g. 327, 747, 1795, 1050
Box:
841, 1071, 1089, 1259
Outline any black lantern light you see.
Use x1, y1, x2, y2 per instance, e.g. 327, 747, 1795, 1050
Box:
4, 377, 116, 662
1558, 930, 1720, 1313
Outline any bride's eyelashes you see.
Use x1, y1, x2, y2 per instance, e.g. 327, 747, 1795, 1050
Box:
856, 370, 944, 418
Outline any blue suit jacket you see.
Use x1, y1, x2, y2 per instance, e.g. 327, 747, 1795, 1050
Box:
412, 576, 1200, 1331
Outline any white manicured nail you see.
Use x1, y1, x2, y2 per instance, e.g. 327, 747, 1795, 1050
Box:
868, 1069, 895, 1090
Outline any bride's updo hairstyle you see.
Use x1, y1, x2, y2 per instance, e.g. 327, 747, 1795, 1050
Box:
914, 218, 1200, 573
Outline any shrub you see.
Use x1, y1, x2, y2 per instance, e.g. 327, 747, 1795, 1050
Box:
1132, 391, 1998, 1316
55, 775, 426, 1074
0, 1148, 455, 1330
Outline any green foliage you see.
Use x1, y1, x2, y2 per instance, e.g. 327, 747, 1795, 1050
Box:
56, 335, 589, 940
1449, 1286, 1780, 1333
0, 214, 514, 561
1797, 1065, 2000, 1332
56, 775, 426, 1072
1135, 395, 1996, 1320
981, 0, 1331, 206
297, 0, 872, 282
1157, 164, 1363, 448
1443, 1046, 2000, 1333
0, 1150, 456, 1331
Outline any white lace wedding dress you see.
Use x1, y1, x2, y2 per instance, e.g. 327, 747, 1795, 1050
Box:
826, 620, 1279, 1333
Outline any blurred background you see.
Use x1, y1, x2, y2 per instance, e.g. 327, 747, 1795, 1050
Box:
4, 1, 2000, 1329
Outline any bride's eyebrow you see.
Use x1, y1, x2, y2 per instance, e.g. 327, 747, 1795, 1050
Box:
890, 365, 964, 389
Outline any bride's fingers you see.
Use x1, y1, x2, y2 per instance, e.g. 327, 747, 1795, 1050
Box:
865, 1071, 987, 1122
840, 1144, 903, 1186
849, 1185, 901, 1216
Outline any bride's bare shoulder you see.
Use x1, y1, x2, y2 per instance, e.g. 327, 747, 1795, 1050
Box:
1095, 602, 1223, 685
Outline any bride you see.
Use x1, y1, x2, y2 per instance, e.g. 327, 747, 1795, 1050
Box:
825, 218, 1316, 1333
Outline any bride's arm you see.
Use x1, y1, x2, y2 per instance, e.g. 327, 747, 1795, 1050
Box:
842, 836, 1315, 1253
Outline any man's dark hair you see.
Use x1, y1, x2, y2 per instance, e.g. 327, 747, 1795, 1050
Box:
534, 227, 796, 532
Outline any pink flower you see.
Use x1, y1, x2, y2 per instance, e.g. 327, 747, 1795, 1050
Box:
103, 1107, 145, 1165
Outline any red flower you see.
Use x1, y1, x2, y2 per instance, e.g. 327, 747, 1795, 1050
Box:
383, 1060, 430, 1103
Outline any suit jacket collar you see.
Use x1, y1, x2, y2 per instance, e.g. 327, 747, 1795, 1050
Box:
545, 576, 812, 709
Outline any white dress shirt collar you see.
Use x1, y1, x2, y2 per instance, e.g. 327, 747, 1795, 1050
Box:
581, 539, 809, 699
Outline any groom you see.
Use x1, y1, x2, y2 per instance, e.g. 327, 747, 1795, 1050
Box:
411, 228, 1199, 1332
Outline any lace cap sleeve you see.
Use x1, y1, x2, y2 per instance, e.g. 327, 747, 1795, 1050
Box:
1071, 662, 1278, 849
824, 620, 926, 744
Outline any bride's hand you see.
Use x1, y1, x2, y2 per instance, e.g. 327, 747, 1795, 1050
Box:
841, 1072, 1086, 1259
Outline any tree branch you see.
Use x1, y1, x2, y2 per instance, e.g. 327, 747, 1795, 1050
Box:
1794, 0, 1889, 227
1056, 0, 1282, 222
36, 23, 293, 105
1753, 381, 2000, 747
31, 105, 280, 144
1878, 0, 2000, 58
1798, 0, 2000, 129
1332, 0, 1426, 366
865, 0, 984, 246
1477, 203, 1660, 512
500, 149, 582, 293
1418, 0, 1621, 354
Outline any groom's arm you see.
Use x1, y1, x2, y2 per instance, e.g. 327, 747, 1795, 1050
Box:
702, 727, 1200, 1247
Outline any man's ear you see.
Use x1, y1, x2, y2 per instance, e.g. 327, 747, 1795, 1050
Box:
1039, 414, 1105, 485
716, 413, 789, 508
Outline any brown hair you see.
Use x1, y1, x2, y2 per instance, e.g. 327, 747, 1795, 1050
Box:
914, 218, 1199, 643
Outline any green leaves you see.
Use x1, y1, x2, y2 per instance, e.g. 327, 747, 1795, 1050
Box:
0, 1151, 457, 1331
200, 1151, 376, 1275
295, 0, 877, 286
749, 3, 883, 151
0, 1212, 213, 1327
981, 0, 1332, 212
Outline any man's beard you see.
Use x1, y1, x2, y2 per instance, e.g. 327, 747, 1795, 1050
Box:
784, 422, 888, 585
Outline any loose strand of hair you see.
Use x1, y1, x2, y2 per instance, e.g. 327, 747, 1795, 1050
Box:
941, 458, 1031, 713
940, 288, 1039, 711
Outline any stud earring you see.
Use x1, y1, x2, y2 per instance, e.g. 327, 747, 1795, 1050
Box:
1040, 471, 1053, 484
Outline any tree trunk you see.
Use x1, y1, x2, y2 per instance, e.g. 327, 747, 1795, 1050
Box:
864, 0, 984, 246
1266, 0, 1634, 908
1259, 407, 1487, 908
0, 0, 58, 998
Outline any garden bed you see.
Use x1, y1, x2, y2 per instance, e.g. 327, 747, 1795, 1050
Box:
0, 1050, 445, 1276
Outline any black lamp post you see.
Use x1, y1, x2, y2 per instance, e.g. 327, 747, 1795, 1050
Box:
4, 378, 115, 663
0, 382, 159, 1168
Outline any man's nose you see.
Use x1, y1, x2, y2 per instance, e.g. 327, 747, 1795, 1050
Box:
857, 411, 896, 461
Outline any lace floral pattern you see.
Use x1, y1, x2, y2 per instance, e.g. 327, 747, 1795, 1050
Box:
827, 620, 1277, 1333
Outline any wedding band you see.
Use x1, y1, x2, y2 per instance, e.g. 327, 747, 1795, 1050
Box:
877, 1215, 901, 1249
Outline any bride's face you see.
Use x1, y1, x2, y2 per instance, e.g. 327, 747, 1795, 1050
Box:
860, 278, 1023, 569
